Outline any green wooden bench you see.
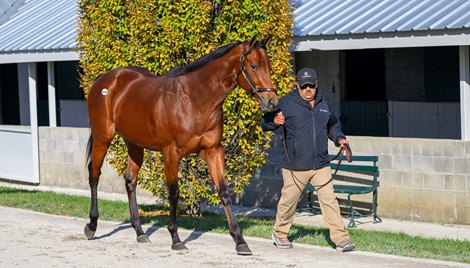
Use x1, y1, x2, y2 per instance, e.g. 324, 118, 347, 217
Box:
303, 155, 382, 228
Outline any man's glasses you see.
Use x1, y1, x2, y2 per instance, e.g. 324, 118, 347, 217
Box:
300, 84, 316, 90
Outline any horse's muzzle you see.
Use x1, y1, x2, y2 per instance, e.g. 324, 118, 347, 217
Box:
261, 98, 278, 113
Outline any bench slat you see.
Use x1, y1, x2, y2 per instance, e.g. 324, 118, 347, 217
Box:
329, 154, 378, 162
333, 185, 374, 194
305, 183, 375, 194
330, 163, 378, 172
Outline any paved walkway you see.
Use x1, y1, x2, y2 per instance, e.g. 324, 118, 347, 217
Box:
3, 183, 470, 242
206, 205, 470, 242
1, 184, 470, 267
1, 206, 468, 268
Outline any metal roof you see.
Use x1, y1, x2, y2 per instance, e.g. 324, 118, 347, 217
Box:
0, 0, 17, 15
0, 0, 77, 53
293, 0, 470, 36
0, 0, 23, 24
1, 0, 470, 55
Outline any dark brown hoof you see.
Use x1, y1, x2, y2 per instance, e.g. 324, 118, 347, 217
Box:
136, 235, 151, 243
171, 242, 188, 251
84, 224, 95, 239
236, 244, 252, 255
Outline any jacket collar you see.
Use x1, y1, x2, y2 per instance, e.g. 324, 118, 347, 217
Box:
292, 89, 323, 108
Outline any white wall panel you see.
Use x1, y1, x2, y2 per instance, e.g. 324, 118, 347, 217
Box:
0, 126, 35, 182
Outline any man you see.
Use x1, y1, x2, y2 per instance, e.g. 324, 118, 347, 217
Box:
261, 67, 355, 252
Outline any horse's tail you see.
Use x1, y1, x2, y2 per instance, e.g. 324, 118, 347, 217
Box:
85, 135, 93, 169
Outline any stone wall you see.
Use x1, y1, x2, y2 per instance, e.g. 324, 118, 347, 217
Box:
36, 127, 470, 225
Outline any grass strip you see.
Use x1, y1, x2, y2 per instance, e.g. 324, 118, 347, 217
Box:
0, 186, 469, 264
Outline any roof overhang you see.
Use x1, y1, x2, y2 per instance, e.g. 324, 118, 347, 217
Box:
0, 49, 79, 64
291, 29, 470, 51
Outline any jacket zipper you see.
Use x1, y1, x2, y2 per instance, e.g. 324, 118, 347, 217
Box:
311, 107, 316, 169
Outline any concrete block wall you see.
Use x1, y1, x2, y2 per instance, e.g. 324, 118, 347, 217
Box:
236, 134, 285, 208
38, 127, 153, 198
346, 136, 470, 225
37, 127, 470, 225
243, 134, 470, 225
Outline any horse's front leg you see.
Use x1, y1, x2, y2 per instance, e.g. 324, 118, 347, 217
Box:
163, 147, 187, 250
201, 146, 252, 255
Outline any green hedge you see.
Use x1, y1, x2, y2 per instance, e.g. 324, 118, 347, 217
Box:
78, 0, 294, 212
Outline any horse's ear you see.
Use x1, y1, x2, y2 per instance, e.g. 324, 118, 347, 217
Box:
249, 36, 257, 48
262, 35, 272, 47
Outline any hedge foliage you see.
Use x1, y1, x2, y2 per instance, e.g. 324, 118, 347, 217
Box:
78, 0, 294, 212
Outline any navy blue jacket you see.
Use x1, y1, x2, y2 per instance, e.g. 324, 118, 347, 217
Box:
261, 90, 345, 170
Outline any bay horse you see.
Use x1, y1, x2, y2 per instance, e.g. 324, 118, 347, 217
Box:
84, 37, 278, 255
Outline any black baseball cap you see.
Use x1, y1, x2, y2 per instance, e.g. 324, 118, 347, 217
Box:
296, 67, 318, 87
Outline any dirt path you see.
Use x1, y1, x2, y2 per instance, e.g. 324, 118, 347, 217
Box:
0, 206, 467, 268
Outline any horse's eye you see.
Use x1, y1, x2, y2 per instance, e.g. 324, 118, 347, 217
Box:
250, 64, 258, 71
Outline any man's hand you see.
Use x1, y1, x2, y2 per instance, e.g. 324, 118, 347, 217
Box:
338, 138, 349, 149
274, 111, 285, 126
338, 138, 352, 162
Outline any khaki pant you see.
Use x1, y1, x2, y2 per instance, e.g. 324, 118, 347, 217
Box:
273, 167, 349, 245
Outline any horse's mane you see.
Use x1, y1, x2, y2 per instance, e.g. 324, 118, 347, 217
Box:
165, 41, 244, 77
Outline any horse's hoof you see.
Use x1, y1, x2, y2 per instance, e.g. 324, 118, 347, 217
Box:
136, 235, 151, 243
236, 244, 252, 255
84, 224, 95, 239
171, 242, 188, 251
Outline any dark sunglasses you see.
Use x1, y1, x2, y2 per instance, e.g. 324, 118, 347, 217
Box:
300, 83, 316, 90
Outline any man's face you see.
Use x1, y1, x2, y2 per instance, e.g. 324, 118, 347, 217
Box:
297, 82, 317, 102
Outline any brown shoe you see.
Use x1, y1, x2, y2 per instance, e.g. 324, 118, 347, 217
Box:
272, 233, 293, 249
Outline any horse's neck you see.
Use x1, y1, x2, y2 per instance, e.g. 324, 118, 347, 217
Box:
188, 52, 241, 111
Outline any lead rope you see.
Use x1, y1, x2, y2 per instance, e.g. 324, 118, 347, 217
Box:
281, 126, 337, 192
330, 146, 345, 175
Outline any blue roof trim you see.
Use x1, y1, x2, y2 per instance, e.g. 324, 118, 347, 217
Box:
293, 0, 470, 36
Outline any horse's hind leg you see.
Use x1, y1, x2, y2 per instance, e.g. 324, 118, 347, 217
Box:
201, 147, 252, 255
123, 142, 150, 243
84, 136, 111, 239
163, 146, 188, 250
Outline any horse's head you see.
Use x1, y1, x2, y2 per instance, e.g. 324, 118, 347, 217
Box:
237, 37, 278, 113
